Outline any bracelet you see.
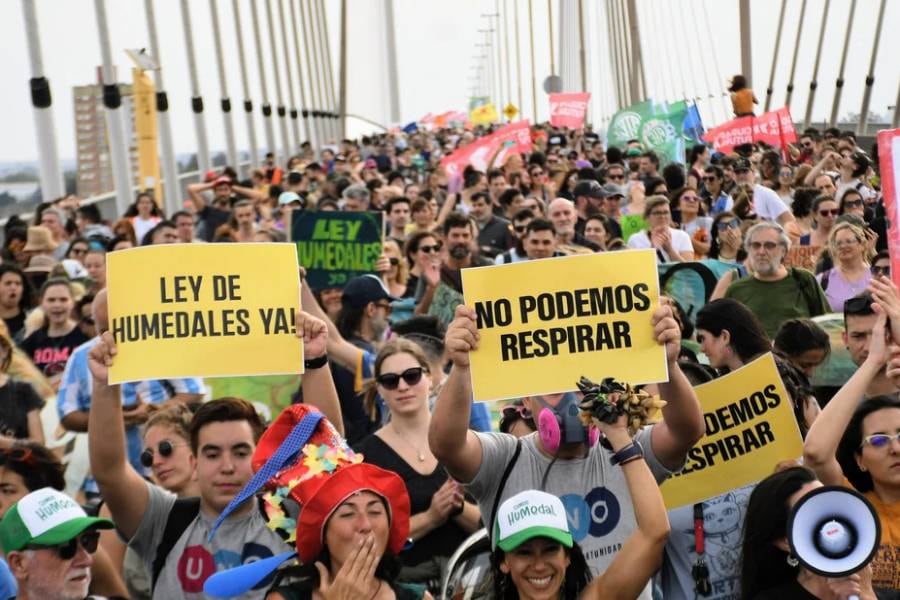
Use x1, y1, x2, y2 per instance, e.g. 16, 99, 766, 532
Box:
610, 440, 643, 466
304, 354, 328, 370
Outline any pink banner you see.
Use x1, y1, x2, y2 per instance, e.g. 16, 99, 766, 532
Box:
440, 120, 532, 176
702, 107, 797, 154
549, 92, 591, 129
878, 129, 900, 288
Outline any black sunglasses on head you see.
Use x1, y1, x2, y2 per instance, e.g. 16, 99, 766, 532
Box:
28, 530, 100, 560
140, 440, 187, 468
376, 367, 424, 390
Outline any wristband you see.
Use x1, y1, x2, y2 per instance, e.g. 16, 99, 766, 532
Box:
610, 440, 643, 466
304, 354, 328, 370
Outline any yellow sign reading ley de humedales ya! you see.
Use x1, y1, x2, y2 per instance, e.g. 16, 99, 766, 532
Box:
460, 249, 667, 402
106, 243, 302, 384
661, 353, 805, 509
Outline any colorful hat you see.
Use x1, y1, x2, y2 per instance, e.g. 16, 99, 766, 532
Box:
0, 488, 113, 554
204, 404, 410, 597
493, 490, 573, 552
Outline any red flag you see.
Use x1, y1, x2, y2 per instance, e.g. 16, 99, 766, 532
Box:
440, 120, 532, 177
878, 129, 900, 287
549, 92, 591, 129
703, 107, 798, 154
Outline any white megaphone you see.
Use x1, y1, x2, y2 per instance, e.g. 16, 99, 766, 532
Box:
787, 486, 881, 600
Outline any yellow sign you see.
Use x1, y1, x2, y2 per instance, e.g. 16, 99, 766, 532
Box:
661, 353, 804, 509
503, 103, 519, 120
106, 243, 303, 384
461, 250, 667, 401
470, 102, 499, 125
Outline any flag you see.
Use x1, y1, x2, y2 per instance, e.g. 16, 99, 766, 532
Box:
470, 103, 499, 126
402, 121, 418, 134
608, 99, 704, 165
702, 107, 797, 154
549, 92, 591, 129
440, 120, 532, 177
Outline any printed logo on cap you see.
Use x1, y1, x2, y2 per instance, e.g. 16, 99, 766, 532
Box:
19, 489, 84, 538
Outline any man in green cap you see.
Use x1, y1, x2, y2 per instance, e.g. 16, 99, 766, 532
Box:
0, 487, 113, 600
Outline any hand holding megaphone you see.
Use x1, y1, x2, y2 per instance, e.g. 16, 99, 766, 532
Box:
788, 486, 881, 600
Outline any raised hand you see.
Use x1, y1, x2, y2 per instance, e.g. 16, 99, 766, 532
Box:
295, 310, 328, 359
445, 305, 479, 367
651, 301, 681, 364
87, 331, 117, 384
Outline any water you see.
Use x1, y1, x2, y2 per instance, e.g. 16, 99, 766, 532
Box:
0, 182, 38, 201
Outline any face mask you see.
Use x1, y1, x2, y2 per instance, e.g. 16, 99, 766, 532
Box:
533, 392, 599, 454
449, 244, 471, 260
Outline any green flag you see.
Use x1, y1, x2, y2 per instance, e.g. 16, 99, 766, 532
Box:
608, 99, 703, 165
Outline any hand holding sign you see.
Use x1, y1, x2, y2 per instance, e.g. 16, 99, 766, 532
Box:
446, 305, 480, 368
295, 310, 327, 359
88, 331, 117, 385
652, 302, 682, 364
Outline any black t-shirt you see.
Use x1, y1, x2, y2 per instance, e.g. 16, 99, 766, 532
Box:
353, 435, 470, 568
3, 312, 26, 342
752, 579, 819, 600
198, 204, 232, 242
20, 327, 90, 378
0, 380, 44, 439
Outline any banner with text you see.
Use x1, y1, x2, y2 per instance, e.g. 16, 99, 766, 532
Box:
608, 99, 704, 166
661, 353, 804, 509
549, 92, 591, 129
291, 211, 383, 290
461, 249, 667, 401
877, 129, 900, 289
107, 244, 302, 384
441, 120, 532, 177
702, 107, 798, 154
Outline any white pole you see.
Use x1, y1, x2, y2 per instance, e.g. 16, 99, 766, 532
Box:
299, 0, 322, 148
179, 0, 211, 175
803, 0, 831, 129
278, 0, 301, 154
265, 0, 291, 163
288, 0, 311, 145
92, 0, 132, 215
307, 0, 329, 144
829, 0, 857, 127
857, 0, 887, 136
21, 0, 65, 202
250, 0, 277, 161
316, 0, 340, 141
384, 0, 401, 124
143, 0, 180, 215
209, 0, 238, 171
231, 0, 259, 169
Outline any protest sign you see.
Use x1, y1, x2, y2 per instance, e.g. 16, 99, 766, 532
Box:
470, 102, 499, 126
783, 245, 822, 272
461, 249, 666, 401
291, 211, 383, 290
441, 120, 532, 177
207, 374, 302, 422
702, 107, 798, 154
106, 244, 302, 384
549, 92, 591, 128
619, 214, 647, 242
877, 129, 900, 288
661, 353, 804, 509
608, 99, 704, 165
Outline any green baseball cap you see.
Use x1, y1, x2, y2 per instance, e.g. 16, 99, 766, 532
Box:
494, 490, 573, 552
0, 488, 113, 554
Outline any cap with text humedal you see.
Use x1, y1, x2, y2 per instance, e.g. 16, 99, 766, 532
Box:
493, 489, 573, 551
0, 488, 113, 554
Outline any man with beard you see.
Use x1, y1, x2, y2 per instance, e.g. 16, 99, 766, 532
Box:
724, 222, 829, 337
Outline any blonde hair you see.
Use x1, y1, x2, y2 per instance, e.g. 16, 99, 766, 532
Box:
363, 338, 431, 422
827, 222, 868, 261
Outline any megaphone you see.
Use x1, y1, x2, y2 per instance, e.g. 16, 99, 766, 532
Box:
787, 486, 881, 600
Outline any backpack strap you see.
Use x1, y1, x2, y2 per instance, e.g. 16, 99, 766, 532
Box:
151, 497, 202, 589
820, 268, 833, 292
487, 438, 522, 543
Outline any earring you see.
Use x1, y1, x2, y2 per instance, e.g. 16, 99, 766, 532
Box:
786, 555, 799, 567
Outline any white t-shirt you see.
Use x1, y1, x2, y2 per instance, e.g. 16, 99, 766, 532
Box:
752, 185, 790, 221
626, 227, 694, 261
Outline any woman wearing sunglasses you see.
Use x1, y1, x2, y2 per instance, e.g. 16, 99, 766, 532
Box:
674, 185, 713, 258
804, 280, 900, 596
355, 339, 480, 594
404, 232, 442, 300
816, 223, 871, 313
808, 195, 839, 249
708, 212, 745, 266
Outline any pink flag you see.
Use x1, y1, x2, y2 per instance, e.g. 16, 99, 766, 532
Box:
702, 107, 797, 154
440, 120, 532, 177
878, 129, 900, 287
549, 92, 591, 129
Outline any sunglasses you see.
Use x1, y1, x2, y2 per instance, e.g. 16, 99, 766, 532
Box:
702, 175, 718, 182
716, 219, 741, 232
843, 199, 863, 208
530, 171, 544, 177
818, 209, 840, 217
861, 432, 900, 449
375, 302, 393, 314
28, 530, 100, 560
140, 440, 188, 468
649, 210, 670, 217
607, 173, 625, 181
375, 367, 424, 390
681, 195, 700, 203
419, 244, 441, 254
871, 265, 890, 276
749, 241, 779, 251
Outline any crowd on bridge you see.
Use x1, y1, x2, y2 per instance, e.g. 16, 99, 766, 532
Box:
0, 102, 896, 600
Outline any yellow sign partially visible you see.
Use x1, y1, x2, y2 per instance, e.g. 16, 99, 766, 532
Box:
661, 353, 804, 509
470, 102, 499, 125
460, 250, 667, 402
503, 103, 519, 120
106, 243, 302, 384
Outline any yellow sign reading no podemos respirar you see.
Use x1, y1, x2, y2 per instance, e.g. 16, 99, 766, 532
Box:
106, 243, 302, 384
661, 353, 804, 509
460, 249, 667, 402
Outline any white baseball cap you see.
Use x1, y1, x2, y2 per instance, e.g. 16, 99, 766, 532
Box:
0, 488, 113, 553
493, 490, 573, 551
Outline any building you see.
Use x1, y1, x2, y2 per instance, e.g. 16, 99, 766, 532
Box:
73, 83, 139, 198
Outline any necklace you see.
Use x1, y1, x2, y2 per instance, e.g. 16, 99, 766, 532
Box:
390, 424, 428, 462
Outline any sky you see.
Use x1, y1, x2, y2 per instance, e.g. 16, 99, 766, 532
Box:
0, 0, 897, 164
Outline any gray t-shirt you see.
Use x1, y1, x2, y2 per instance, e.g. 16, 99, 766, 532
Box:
658, 483, 755, 600
128, 481, 289, 599
468, 429, 675, 600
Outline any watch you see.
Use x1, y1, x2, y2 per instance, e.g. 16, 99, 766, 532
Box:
610, 441, 644, 466
304, 354, 328, 370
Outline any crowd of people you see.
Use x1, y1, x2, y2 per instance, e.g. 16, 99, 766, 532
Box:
0, 114, 895, 600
